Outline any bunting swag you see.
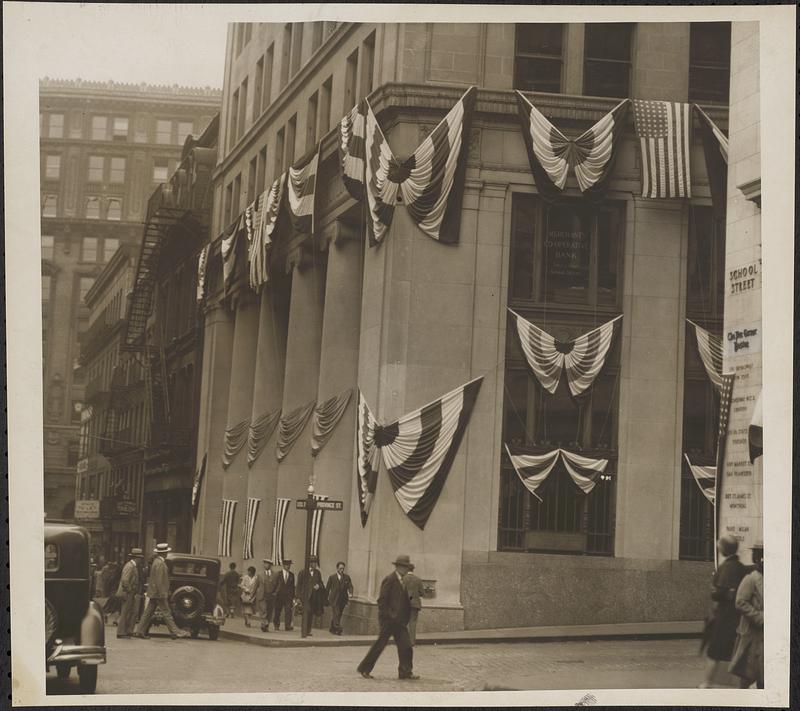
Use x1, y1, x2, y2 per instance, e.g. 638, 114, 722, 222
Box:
687, 319, 723, 393
509, 309, 622, 396
271, 497, 291, 565
684, 454, 716, 505
340, 101, 367, 201
221, 216, 244, 296
247, 408, 281, 467
310, 495, 328, 559
515, 92, 629, 203
191, 453, 207, 519
196, 244, 209, 302
311, 388, 353, 456
505, 446, 609, 497
218, 499, 237, 557
275, 400, 315, 462
364, 86, 477, 246
377, 376, 483, 530
356, 390, 381, 526
248, 174, 285, 290
242, 497, 261, 560
222, 419, 250, 469
287, 149, 319, 234
694, 105, 729, 218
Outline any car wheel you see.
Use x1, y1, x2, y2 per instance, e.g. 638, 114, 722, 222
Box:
78, 665, 98, 694
56, 663, 71, 679
190, 627, 199, 639
208, 625, 219, 641
170, 586, 205, 622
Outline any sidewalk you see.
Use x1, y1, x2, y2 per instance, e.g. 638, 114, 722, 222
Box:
218, 617, 704, 648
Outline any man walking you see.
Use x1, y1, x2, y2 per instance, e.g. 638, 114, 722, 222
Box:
357, 554, 418, 680
273, 559, 295, 631
296, 556, 326, 636
116, 548, 143, 638
325, 560, 353, 635
257, 558, 279, 632
134, 543, 189, 639
219, 562, 241, 618
404, 563, 424, 646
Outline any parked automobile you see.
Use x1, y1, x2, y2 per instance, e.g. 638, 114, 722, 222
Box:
45, 522, 106, 693
147, 553, 224, 640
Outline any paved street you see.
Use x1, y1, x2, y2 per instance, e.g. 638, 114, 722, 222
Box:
46, 634, 716, 696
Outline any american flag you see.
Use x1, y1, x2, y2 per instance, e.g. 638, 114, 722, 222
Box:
632, 100, 692, 199
242, 497, 261, 560
714, 372, 736, 538
217, 498, 237, 558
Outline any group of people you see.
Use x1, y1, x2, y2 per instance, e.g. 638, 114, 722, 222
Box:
701, 535, 764, 689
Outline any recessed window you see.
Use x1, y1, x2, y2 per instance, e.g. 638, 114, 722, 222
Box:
104, 237, 120, 262
689, 22, 731, 104
290, 23, 304, 77
228, 89, 240, 150
156, 120, 172, 144
345, 48, 359, 114
153, 159, 169, 183
514, 24, 564, 93
280, 24, 292, 89
42, 235, 55, 260
237, 78, 248, 140
82, 237, 98, 262
113, 117, 129, 140
91, 116, 109, 140
48, 113, 64, 138
107, 199, 122, 221
285, 114, 296, 167
256, 145, 267, 195
263, 44, 275, 112
177, 121, 194, 145
361, 32, 376, 96
85, 196, 101, 219
45, 155, 61, 180
42, 274, 52, 303
109, 157, 126, 183
88, 156, 104, 182
42, 194, 58, 218
583, 23, 634, 98
79, 277, 95, 303
306, 91, 318, 151
319, 76, 332, 135
312, 22, 324, 52
253, 56, 264, 121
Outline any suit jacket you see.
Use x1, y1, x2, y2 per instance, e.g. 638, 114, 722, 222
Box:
117, 559, 139, 596
297, 568, 326, 614
326, 572, 353, 609
256, 568, 279, 600
404, 572, 424, 610
377, 572, 411, 628
147, 555, 170, 599
274, 569, 295, 599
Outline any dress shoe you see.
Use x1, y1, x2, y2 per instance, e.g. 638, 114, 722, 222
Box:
358, 670, 374, 679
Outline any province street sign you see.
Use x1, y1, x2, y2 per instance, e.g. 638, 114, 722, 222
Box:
296, 499, 344, 511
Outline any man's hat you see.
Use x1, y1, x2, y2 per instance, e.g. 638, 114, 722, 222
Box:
153, 543, 172, 554
282, 559, 292, 565
262, 557, 274, 565
393, 554, 412, 567
309, 555, 319, 563
130, 547, 143, 557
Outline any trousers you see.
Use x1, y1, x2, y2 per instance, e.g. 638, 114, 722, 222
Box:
330, 603, 346, 633
260, 594, 275, 623
136, 597, 181, 636
273, 594, 294, 630
358, 622, 413, 677
408, 608, 420, 646
117, 592, 140, 637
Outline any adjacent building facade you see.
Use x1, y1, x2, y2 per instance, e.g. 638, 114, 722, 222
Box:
41, 78, 220, 523
190, 21, 746, 631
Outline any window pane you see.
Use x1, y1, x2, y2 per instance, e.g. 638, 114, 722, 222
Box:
153, 159, 169, 183
45, 155, 61, 179
91, 116, 108, 140
543, 205, 591, 304
42, 235, 55, 260
104, 237, 120, 262
177, 121, 194, 145
88, 156, 104, 182
585, 23, 633, 61
689, 67, 730, 104
42, 275, 52, 302
583, 23, 633, 98
514, 57, 562, 93
510, 195, 536, 299
85, 197, 100, 219
42, 195, 58, 218
584, 59, 630, 98
156, 120, 172, 144
107, 199, 122, 221
109, 157, 126, 183
82, 237, 98, 262
516, 23, 563, 56
536, 378, 580, 446
113, 117, 129, 137
690, 22, 731, 67
48, 114, 64, 138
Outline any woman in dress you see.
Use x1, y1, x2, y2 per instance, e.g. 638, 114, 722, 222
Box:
730, 542, 764, 688
239, 566, 258, 628
700, 534, 747, 688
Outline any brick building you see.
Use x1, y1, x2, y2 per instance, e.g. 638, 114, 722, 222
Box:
191, 22, 744, 631
41, 78, 220, 521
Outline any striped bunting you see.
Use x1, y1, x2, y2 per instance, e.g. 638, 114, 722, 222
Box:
375, 376, 483, 530
242, 497, 261, 560
509, 310, 622, 397
310, 494, 328, 559
694, 105, 728, 217
247, 408, 280, 467
356, 390, 381, 526
506, 447, 609, 497
287, 149, 319, 234
248, 173, 285, 291
221, 215, 245, 296
363, 86, 477, 246
516, 92, 629, 202
684, 454, 715, 505
222, 419, 250, 469
196, 244, 210, 302
271, 497, 291, 565
276, 400, 316, 462
218, 499, 237, 557
340, 101, 367, 201
311, 388, 353, 456
632, 100, 692, 199
191, 452, 207, 519
687, 319, 723, 393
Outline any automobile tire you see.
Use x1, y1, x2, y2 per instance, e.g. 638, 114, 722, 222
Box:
171, 586, 205, 621
56, 663, 71, 679
78, 665, 98, 694
190, 627, 199, 639
208, 625, 219, 641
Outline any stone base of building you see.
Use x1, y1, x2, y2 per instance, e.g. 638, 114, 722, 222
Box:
343, 599, 465, 635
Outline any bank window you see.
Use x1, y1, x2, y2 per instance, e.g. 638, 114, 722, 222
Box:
107, 199, 122, 221
45, 155, 61, 180
156, 120, 172, 144
509, 195, 623, 308
42, 235, 55, 260
514, 24, 564, 93
85, 197, 101, 219
42, 275, 52, 303
109, 157, 126, 183
82, 237, 98, 262
88, 155, 104, 182
153, 158, 169, 183
91, 116, 109, 140
48, 113, 65, 138
177, 121, 194, 146
583, 23, 633, 98
689, 22, 731, 104
113, 117, 129, 140
104, 237, 120, 262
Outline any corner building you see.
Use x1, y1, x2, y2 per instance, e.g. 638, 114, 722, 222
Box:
195, 22, 741, 631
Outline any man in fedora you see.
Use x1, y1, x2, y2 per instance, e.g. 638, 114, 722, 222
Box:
116, 547, 143, 638
297, 555, 326, 636
357, 554, 418, 680
326, 560, 353, 636
134, 543, 189, 639
257, 557, 279, 632
273, 559, 295, 631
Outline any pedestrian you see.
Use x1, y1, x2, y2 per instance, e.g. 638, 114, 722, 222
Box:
273, 559, 295, 631
404, 563, 424, 646
134, 543, 189, 640
296, 555, 326, 636
700, 534, 747, 688
219, 562, 241, 618
325, 560, 353, 636
729, 541, 764, 689
257, 558, 279, 632
116, 547, 143, 638
357, 554, 418, 680
239, 566, 258, 627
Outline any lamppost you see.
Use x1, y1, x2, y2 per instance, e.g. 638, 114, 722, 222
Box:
301, 482, 314, 639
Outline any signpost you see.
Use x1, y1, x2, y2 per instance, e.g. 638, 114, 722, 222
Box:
296, 485, 343, 638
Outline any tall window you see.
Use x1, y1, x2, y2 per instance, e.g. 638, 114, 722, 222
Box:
48, 113, 64, 138
345, 48, 359, 113
238, 79, 248, 139
177, 121, 194, 145
44, 155, 61, 180
256, 145, 267, 195
306, 91, 318, 151
231, 174, 242, 220
88, 155, 104, 182
85, 197, 101, 219
104, 237, 120, 262
112, 117, 129, 140
107, 199, 122, 221
153, 158, 169, 183
583, 23, 634, 98
156, 119, 172, 144
689, 22, 731, 104
285, 115, 297, 167
82, 237, 98, 262
42, 194, 58, 218
280, 24, 292, 89
263, 44, 275, 111
224, 182, 233, 226
290, 23, 304, 76
41, 235, 55, 260
274, 127, 285, 177
499, 194, 624, 556
253, 56, 264, 121
109, 157, 126, 183
514, 24, 564, 93
41, 274, 52, 303
679, 206, 725, 561
319, 76, 332, 135
360, 32, 376, 96
228, 88, 240, 149
91, 116, 108, 140
247, 155, 257, 205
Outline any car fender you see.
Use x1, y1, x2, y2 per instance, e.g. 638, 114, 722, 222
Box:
80, 599, 105, 647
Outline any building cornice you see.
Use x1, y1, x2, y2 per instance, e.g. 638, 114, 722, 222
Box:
40, 77, 221, 100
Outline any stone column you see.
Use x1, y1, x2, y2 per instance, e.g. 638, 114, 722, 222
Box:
191, 303, 234, 556
631, 23, 691, 102
275, 245, 326, 564
311, 220, 362, 567
220, 293, 260, 566
246, 282, 289, 562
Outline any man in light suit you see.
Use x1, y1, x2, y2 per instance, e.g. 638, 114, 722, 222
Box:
404, 563, 424, 646
116, 547, 143, 638
357, 554, 417, 680
257, 558, 279, 632
325, 560, 353, 635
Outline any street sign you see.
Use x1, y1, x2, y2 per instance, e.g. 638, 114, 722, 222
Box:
296, 499, 344, 511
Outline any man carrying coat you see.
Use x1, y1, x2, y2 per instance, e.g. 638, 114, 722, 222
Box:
116, 547, 143, 638
134, 543, 189, 639
272, 559, 295, 631
325, 561, 354, 635
257, 558, 279, 632
357, 554, 418, 680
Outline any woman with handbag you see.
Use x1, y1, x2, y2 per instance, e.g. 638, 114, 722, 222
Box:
239, 566, 258, 628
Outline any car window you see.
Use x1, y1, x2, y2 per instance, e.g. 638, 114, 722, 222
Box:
171, 560, 209, 577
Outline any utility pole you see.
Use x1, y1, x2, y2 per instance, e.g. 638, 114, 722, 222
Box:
301, 483, 314, 639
